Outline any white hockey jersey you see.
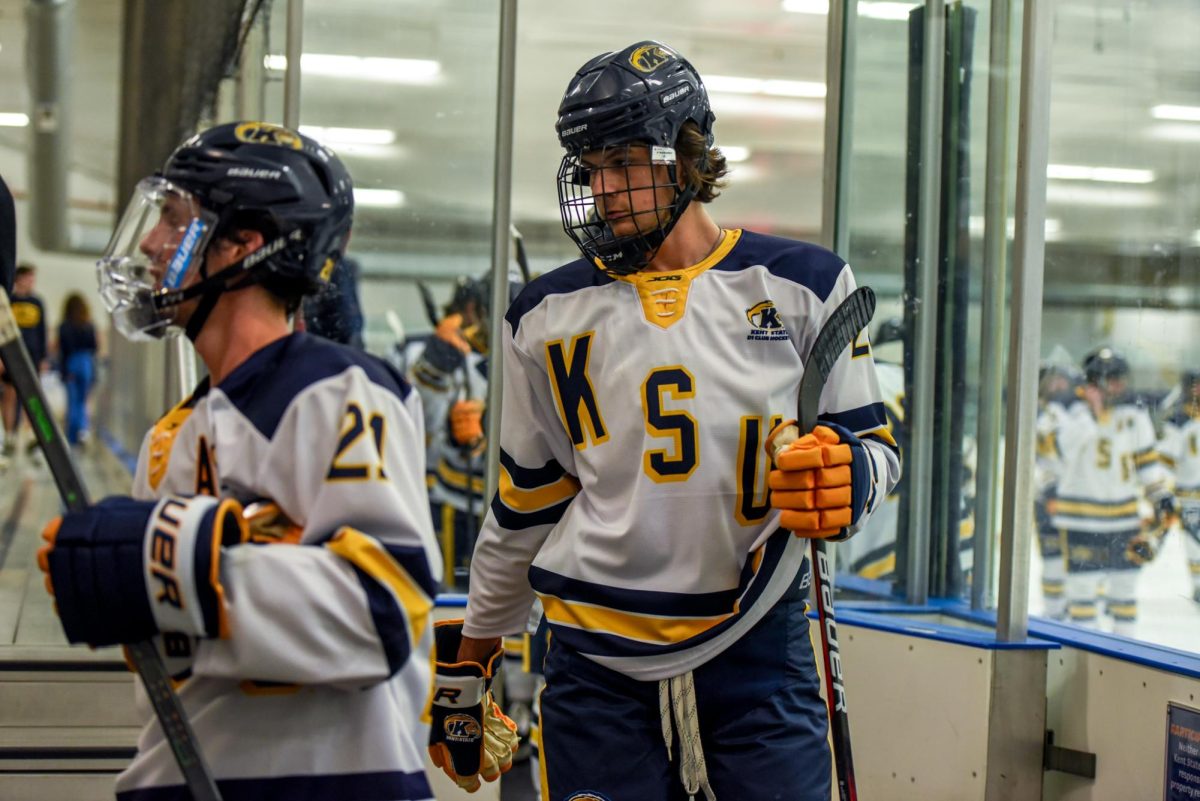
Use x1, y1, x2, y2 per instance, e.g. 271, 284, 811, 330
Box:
406, 337, 490, 514
1050, 398, 1168, 533
1160, 404, 1200, 507
119, 333, 440, 800
463, 229, 900, 680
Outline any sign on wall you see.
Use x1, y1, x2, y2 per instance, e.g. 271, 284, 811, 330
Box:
1166, 703, 1200, 800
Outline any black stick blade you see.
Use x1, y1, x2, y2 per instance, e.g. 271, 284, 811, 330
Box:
797, 286, 877, 432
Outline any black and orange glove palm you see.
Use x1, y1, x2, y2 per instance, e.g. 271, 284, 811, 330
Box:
767, 422, 871, 539
428, 620, 519, 793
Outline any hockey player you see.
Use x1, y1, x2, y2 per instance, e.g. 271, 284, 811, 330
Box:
1034, 362, 1080, 620
408, 274, 518, 590
35, 122, 440, 801
1050, 347, 1175, 635
427, 41, 899, 799
1159, 369, 1200, 603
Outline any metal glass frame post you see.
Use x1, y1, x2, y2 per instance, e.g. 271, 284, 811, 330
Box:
997, 0, 1052, 643
905, 0, 946, 605
484, 0, 519, 501
972, 0, 1016, 611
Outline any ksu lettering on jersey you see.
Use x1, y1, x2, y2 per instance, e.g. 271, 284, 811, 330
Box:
37, 123, 442, 801
434, 41, 900, 801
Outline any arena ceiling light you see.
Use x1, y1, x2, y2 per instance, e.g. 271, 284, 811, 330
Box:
354, 188, 406, 207
1046, 184, 1159, 208
1047, 164, 1155, 184
299, 126, 396, 146
0, 112, 29, 127
1151, 104, 1200, 122
705, 74, 825, 99
782, 0, 920, 21
264, 54, 440, 84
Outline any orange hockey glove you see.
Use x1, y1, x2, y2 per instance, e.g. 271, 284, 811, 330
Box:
449, 399, 485, 449
767, 422, 870, 539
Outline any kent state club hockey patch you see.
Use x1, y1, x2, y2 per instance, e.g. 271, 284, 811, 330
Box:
745, 299, 789, 341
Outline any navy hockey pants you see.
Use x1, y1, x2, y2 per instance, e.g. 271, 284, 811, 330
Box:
537, 592, 831, 801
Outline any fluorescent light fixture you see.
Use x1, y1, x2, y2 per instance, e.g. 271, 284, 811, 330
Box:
782, 0, 919, 20
354, 188, 406, 207
721, 145, 751, 162
299, 126, 396, 146
1045, 184, 1159, 208
1047, 163, 1154, 184
705, 74, 825, 99
1148, 123, 1200, 143
265, 54, 440, 84
968, 216, 1061, 237
0, 112, 29, 127
709, 94, 824, 121
1192, 230, 1200, 246
1151, 104, 1200, 122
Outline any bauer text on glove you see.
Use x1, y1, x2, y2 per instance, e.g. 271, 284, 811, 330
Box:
37, 495, 247, 647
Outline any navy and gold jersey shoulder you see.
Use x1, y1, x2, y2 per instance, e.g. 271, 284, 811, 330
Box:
216, 332, 413, 438
505, 258, 615, 335
714, 230, 847, 303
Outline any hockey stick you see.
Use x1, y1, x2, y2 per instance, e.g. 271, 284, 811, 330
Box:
0, 288, 224, 801
510, 224, 532, 285
774, 284, 876, 801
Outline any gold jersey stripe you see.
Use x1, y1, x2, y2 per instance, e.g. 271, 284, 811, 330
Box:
325, 527, 432, 647
499, 467, 580, 513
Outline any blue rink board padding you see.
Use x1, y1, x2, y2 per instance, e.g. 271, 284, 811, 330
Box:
837, 574, 1200, 679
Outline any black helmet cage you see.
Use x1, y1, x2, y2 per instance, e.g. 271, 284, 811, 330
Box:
156, 122, 354, 318
555, 41, 715, 275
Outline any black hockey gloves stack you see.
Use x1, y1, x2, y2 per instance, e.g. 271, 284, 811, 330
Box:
428, 619, 519, 792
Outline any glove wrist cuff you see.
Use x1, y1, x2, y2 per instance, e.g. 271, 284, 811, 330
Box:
143, 496, 246, 639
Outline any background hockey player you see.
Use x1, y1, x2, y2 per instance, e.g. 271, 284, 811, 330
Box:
1034, 362, 1080, 620
35, 122, 441, 801
1050, 347, 1175, 635
408, 273, 518, 590
428, 41, 899, 799
1159, 369, 1200, 604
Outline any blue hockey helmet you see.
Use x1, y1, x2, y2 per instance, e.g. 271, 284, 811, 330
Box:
555, 41, 716, 275
1082, 347, 1130, 384
98, 121, 354, 340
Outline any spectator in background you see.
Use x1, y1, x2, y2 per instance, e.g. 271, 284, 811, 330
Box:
1, 264, 47, 462
56, 292, 99, 447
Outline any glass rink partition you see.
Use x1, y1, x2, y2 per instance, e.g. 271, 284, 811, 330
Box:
1, 0, 1198, 799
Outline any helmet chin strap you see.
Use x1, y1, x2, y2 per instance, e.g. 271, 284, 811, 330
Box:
154, 232, 295, 341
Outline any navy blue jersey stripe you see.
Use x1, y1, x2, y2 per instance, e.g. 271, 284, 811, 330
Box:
504, 259, 614, 335
499, 448, 570, 490
1055, 495, 1141, 508
710, 230, 846, 303
818, 402, 889, 434
491, 492, 572, 530
383, 543, 439, 600
216, 333, 414, 439
545, 536, 803, 658
117, 769, 432, 801
349, 563, 412, 676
